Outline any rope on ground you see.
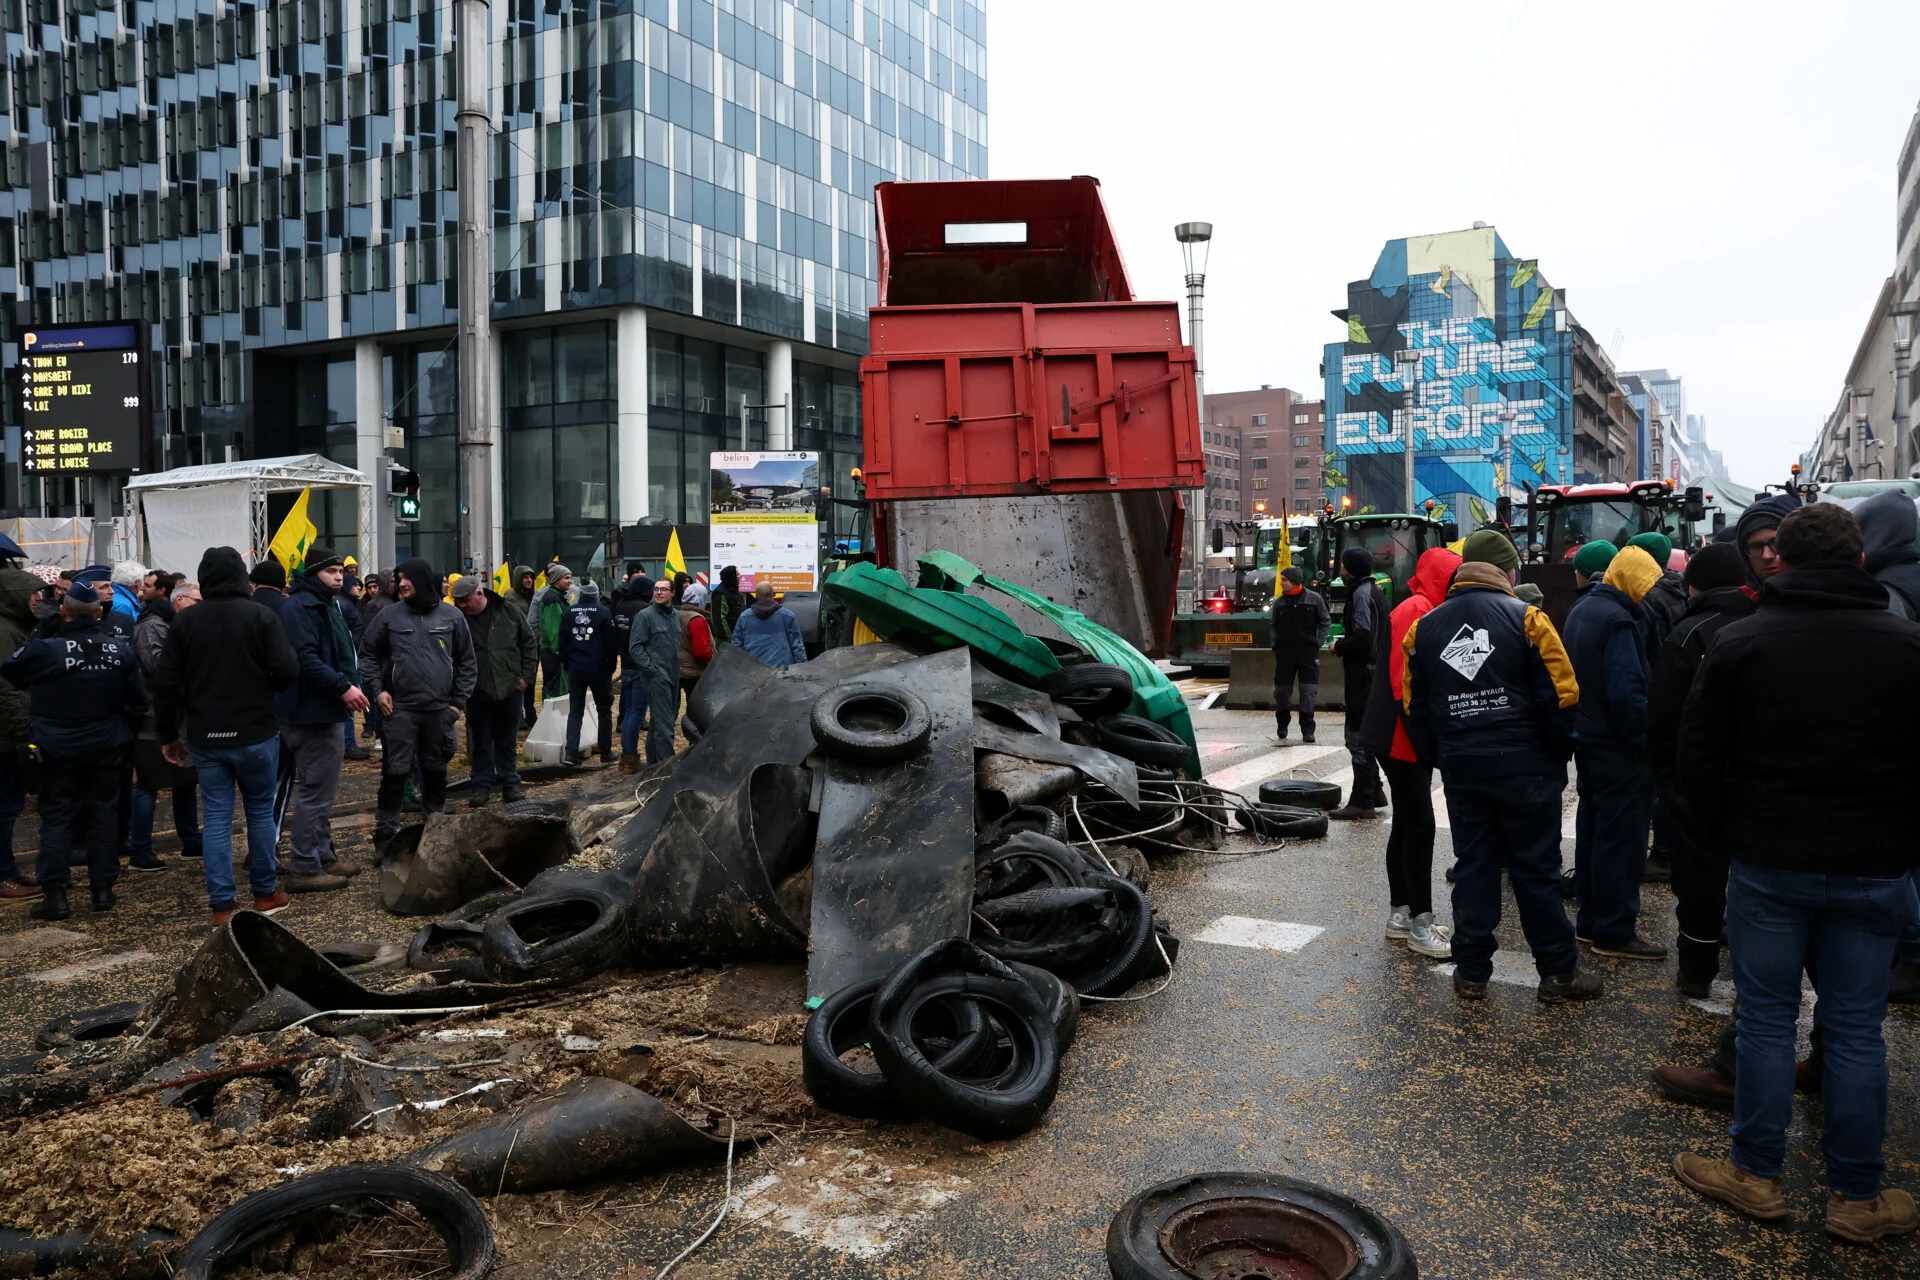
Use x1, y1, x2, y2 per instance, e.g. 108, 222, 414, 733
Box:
655, 1117, 737, 1280
1067, 796, 1176, 1005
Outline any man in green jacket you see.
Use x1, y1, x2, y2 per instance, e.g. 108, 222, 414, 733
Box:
504, 564, 539, 727
0, 535, 40, 900
454, 576, 537, 806
526, 563, 572, 709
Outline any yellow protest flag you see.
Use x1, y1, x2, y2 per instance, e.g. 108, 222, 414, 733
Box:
267, 487, 319, 575
1273, 534, 1292, 574
491, 561, 511, 594
665, 527, 687, 578
534, 569, 548, 592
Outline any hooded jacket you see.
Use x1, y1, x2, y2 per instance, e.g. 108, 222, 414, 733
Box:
131, 595, 176, 740
504, 565, 538, 619
1360, 547, 1459, 763
359, 558, 478, 712
0, 616, 148, 757
711, 568, 747, 644
0, 561, 43, 750
559, 582, 618, 676
731, 597, 807, 668
1854, 489, 1920, 619
1332, 548, 1379, 665
151, 547, 299, 749
528, 580, 572, 652
464, 589, 538, 703
1677, 561, 1920, 876
1403, 560, 1579, 774
1645, 585, 1756, 780
277, 570, 359, 725
611, 575, 653, 671
1560, 545, 1659, 748
1733, 493, 1801, 589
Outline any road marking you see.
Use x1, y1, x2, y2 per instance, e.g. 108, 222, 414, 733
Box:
1194, 916, 1324, 954
0, 927, 87, 959
736, 1147, 969, 1259
1197, 690, 1222, 711
1207, 745, 1345, 794
1687, 979, 1816, 1024
27, 950, 158, 983
1433, 952, 1540, 988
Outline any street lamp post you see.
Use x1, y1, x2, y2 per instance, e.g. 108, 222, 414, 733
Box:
1894, 303, 1918, 476
1393, 348, 1421, 511
1176, 222, 1213, 603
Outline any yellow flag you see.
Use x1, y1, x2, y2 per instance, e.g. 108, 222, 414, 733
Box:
1273, 534, 1292, 573
491, 560, 511, 594
665, 527, 687, 578
267, 487, 319, 575
534, 569, 548, 592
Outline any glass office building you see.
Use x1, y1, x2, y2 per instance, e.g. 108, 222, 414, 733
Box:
2, 0, 988, 575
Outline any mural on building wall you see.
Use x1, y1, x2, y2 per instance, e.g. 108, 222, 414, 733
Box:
1322, 228, 1572, 523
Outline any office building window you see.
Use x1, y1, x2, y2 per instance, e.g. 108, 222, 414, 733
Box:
1293, 413, 1309, 424
1252, 414, 1267, 426
1253, 478, 1268, 490
1295, 456, 1310, 468
1293, 435, 1311, 448
1294, 477, 1310, 489
1254, 458, 1267, 470
1251, 436, 1266, 449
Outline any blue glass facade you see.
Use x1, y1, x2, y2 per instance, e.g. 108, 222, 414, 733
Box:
1, 0, 987, 573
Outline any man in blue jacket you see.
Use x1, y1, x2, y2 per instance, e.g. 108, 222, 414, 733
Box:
276, 545, 369, 893
2, 581, 148, 919
558, 579, 617, 765
1405, 530, 1601, 1004
1561, 543, 1666, 961
730, 582, 808, 668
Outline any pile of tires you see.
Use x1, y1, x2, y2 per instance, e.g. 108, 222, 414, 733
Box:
971, 831, 1176, 1000
803, 940, 1074, 1140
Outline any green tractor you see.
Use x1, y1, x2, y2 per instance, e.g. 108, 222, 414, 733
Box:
1308, 507, 1457, 640
1167, 517, 1315, 674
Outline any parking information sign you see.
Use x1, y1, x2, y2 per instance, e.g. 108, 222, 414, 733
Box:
708, 451, 820, 592
16, 322, 149, 474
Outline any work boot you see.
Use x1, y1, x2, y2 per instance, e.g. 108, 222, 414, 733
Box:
620, 755, 642, 776
1327, 804, 1376, 821
1592, 936, 1669, 961
30, 885, 72, 921
321, 857, 363, 878
283, 872, 350, 894
469, 784, 490, 809
1275, 718, 1291, 742
89, 885, 116, 912
372, 824, 398, 855
1537, 968, 1604, 1003
502, 784, 527, 803
1826, 1189, 1919, 1244
344, 744, 372, 761
211, 904, 238, 928
1453, 972, 1487, 1001
252, 888, 291, 916
0, 878, 41, 900
1673, 1153, 1788, 1221
1301, 724, 1316, 744
1652, 1064, 1734, 1112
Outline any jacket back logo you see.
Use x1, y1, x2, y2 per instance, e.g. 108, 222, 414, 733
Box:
1440, 624, 1493, 680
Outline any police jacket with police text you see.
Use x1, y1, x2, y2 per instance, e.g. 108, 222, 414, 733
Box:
1, 618, 148, 757
1402, 562, 1578, 773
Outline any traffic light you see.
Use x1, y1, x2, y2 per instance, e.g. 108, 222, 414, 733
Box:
389, 463, 421, 523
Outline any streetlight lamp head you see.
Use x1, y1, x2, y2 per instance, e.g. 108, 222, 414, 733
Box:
1175, 222, 1213, 277
1174, 222, 1213, 244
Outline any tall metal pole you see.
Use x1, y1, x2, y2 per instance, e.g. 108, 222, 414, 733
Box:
455, 0, 493, 574
1894, 306, 1916, 476
1176, 223, 1212, 602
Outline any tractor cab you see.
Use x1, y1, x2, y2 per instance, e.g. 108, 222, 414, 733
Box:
1309, 505, 1455, 638
1520, 480, 1708, 626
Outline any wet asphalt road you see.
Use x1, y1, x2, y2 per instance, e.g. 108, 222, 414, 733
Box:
2, 695, 1916, 1278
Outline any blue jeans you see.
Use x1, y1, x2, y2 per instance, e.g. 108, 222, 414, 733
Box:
1573, 745, 1652, 947
191, 738, 282, 909
1443, 764, 1579, 984
1727, 863, 1920, 1197
0, 749, 26, 882
620, 670, 645, 757
131, 782, 201, 857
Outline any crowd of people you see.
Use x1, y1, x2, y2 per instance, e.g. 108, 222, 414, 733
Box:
0, 544, 812, 932
1311, 494, 1920, 1243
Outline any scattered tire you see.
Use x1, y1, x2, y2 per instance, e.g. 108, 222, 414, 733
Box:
1040, 663, 1134, 719
975, 832, 1090, 900
1258, 778, 1342, 810
869, 940, 1061, 1140
803, 976, 993, 1119
976, 805, 1069, 850
36, 1001, 144, 1050
479, 886, 629, 986
1005, 961, 1079, 1051
810, 684, 933, 763
1236, 803, 1329, 840
1105, 1171, 1417, 1280
1092, 715, 1191, 769
179, 1164, 495, 1280
1036, 637, 1094, 666
1060, 871, 1161, 999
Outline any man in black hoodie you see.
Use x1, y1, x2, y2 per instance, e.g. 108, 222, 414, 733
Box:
276, 546, 367, 892
1672, 504, 1920, 1241
1854, 489, 1920, 618
249, 559, 289, 615
1732, 492, 1800, 593
612, 570, 653, 773
1270, 566, 1330, 743
1328, 546, 1384, 818
151, 547, 300, 925
359, 557, 477, 843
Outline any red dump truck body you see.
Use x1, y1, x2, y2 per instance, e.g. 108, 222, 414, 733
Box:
855, 177, 1198, 656
859, 178, 1204, 502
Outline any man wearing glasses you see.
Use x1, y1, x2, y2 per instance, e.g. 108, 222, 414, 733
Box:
1734, 494, 1801, 593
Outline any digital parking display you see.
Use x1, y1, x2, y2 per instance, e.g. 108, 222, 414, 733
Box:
16, 322, 150, 474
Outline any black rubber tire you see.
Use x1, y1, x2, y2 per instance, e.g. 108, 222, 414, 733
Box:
36, 1001, 145, 1050
1258, 778, 1343, 810
680, 715, 702, 744
1236, 802, 1329, 840
810, 684, 933, 763
1105, 1171, 1418, 1280
975, 831, 1089, 900
1036, 637, 1093, 666
179, 1164, 495, 1280
976, 805, 1068, 850
1004, 961, 1079, 1052
479, 886, 629, 985
1060, 871, 1160, 999
1039, 663, 1134, 718
803, 977, 997, 1118
869, 941, 1061, 1141
1093, 715, 1191, 769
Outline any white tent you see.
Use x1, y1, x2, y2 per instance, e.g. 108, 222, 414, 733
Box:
124, 454, 376, 576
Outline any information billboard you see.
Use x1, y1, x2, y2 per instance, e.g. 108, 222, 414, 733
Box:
708, 451, 820, 592
15, 322, 150, 475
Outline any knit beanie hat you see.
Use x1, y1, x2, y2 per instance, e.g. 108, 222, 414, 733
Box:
1459, 529, 1519, 573
1340, 546, 1375, 578
1572, 540, 1618, 579
1626, 531, 1673, 567
1683, 542, 1747, 592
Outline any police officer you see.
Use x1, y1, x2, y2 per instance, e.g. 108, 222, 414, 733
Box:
2, 581, 149, 919
1270, 565, 1330, 743
1403, 529, 1602, 1004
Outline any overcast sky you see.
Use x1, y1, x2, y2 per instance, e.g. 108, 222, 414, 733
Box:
988, 0, 1920, 487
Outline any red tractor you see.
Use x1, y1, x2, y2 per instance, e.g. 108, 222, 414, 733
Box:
1519, 479, 1710, 627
